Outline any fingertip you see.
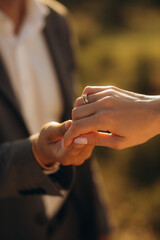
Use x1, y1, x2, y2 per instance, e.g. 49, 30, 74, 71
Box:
82, 86, 92, 95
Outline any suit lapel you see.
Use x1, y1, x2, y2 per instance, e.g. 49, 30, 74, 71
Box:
0, 57, 29, 135
0, 10, 74, 128
43, 12, 74, 121
0, 57, 20, 112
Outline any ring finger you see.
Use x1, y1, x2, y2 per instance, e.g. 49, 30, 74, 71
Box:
75, 90, 114, 107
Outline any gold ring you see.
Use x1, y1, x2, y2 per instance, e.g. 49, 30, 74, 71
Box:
82, 94, 89, 104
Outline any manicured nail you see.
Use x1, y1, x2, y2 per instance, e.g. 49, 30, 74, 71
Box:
61, 139, 64, 148
74, 137, 88, 145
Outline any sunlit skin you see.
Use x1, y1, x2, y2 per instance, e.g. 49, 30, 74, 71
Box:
64, 86, 160, 150
31, 121, 94, 167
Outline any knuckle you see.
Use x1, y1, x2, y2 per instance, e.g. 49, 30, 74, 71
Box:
98, 96, 114, 108
72, 107, 77, 120
83, 86, 92, 94
106, 89, 114, 96
106, 85, 117, 91
96, 98, 106, 109
75, 97, 82, 107
106, 96, 115, 104
97, 98, 104, 106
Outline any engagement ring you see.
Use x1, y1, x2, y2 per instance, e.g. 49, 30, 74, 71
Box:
82, 94, 89, 104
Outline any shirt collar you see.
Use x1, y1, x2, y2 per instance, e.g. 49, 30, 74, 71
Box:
0, 0, 50, 43
26, 0, 49, 26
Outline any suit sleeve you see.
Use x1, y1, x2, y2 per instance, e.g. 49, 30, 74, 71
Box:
73, 159, 111, 237
0, 138, 74, 199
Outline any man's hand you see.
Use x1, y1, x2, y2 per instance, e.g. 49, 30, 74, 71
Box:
31, 120, 94, 170
63, 86, 160, 150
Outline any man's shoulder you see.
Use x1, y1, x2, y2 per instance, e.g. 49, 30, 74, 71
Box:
39, 0, 68, 17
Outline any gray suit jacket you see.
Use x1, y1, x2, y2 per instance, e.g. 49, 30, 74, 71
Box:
0, 1, 110, 239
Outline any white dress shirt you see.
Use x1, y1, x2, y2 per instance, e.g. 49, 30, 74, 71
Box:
0, 0, 67, 219
0, 0, 63, 134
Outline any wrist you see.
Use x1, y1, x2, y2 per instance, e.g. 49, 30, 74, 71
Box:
150, 96, 160, 135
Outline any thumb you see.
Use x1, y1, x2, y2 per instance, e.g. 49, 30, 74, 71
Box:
53, 120, 72, 139
60, 120, 72, 135
43, 120, 72, 143
73, 131, 124, 149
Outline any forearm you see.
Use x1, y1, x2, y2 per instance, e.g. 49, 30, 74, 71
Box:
148, 96, 160, 136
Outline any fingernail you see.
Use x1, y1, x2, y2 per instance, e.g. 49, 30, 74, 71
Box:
74, 137, 88, 145
61, 139, 64, 148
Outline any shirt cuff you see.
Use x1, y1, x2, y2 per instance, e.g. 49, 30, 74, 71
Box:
43, 164, 61, 175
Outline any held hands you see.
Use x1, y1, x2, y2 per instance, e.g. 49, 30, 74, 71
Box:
64, 86, 160, 150
31, 120, 94, 170
31, 85, 160, 169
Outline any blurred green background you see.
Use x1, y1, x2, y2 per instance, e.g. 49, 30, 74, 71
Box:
58, 0, 160, 239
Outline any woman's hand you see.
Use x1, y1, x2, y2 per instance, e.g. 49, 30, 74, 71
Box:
64, 86, 160, 150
